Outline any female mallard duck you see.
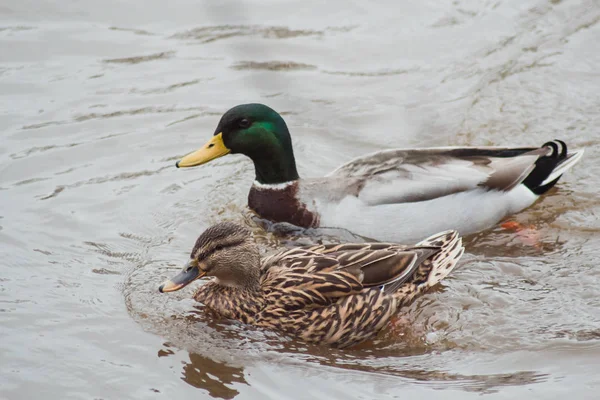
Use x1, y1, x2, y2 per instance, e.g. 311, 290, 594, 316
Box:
159, 222, 464, 348
176, 104, 584, 242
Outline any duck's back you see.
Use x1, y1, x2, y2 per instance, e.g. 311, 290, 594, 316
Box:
255, 253, 399, 348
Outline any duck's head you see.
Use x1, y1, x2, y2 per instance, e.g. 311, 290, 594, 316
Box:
176, 103, 300, 184
159, 222, 261, 293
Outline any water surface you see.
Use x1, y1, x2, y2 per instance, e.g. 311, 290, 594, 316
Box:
1, 0, 599, 399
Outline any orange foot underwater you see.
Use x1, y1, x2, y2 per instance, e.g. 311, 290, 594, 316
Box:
500, 221, 542, 248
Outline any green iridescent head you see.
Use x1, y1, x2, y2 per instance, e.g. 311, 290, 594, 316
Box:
177, 103, 299, 184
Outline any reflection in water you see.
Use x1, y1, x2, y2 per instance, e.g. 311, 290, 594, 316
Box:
381, 369, 546, 394
181, 352, 247, 400
149, 300, 548, 398
261, 335, 548, 395
164, 328, 547, 398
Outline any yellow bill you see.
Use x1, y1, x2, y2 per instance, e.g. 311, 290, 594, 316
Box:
176, 132, 230, 168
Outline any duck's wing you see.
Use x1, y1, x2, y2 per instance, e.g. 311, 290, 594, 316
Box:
326, 141, 582, 205
299, 242, 436, 288
260, 240, 446, 305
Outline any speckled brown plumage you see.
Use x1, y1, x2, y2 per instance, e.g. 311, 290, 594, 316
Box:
162, 222, 464, 348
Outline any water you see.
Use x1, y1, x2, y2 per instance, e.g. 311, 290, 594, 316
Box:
1, 0, 599, 398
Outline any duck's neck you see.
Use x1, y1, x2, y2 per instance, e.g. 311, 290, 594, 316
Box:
214, 276, 260, 292
249, 149, 299, 185
242, 123, 300, 184
214, 259, 261, 292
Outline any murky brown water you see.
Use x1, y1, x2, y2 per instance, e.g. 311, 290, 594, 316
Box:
2, 0, 600, 398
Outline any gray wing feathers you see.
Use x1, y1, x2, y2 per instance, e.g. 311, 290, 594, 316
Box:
327, 147, 546, 205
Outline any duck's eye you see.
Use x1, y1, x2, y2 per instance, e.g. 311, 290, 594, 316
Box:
214, 245, 224, 252
238, 118, 251, 128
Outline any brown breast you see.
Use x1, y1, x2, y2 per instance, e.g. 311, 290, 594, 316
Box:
194, 283, 263, 325
248, 182, 320, 229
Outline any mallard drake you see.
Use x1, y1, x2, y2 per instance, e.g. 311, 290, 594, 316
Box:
159, 222, 464, 348
176, 104, 584, 242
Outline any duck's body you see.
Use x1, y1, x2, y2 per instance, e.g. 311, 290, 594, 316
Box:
160, 223, 464, 348
177, 104, 584, 242
248, 145, 582, 242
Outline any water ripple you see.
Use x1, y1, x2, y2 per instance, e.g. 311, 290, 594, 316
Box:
108, 26, 156, 36
103, 51, 176, 65
170, 25, 324, 43
231, 61, 317, 71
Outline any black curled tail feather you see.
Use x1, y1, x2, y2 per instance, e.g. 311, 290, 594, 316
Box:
522, 139, 570, 195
